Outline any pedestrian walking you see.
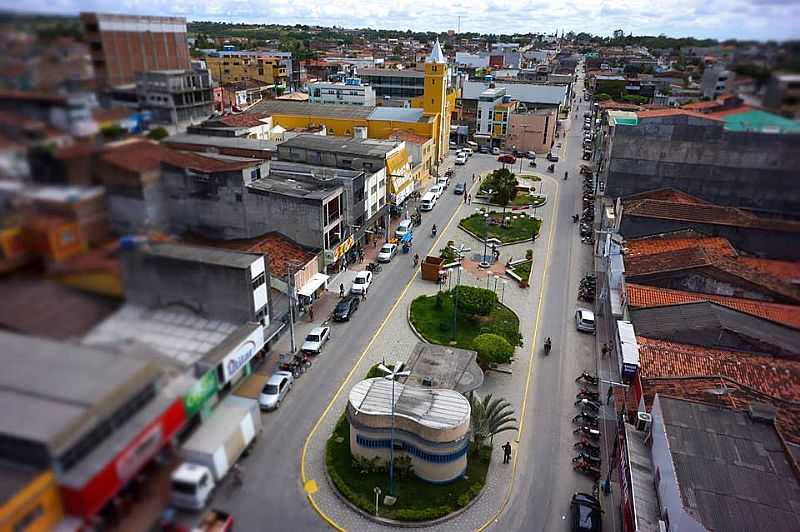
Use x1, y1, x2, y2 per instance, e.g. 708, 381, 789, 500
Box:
502, 442, 512, 464
232, 463, 243, 486
472, 173, 475, 183
308, 304, 314, 321
339, 283, 345, 298
464, 192, 468, 204
361, 291, 367, 302
606, 385, 614, 405
467, 194, 472, 204
601, 343, 609, 357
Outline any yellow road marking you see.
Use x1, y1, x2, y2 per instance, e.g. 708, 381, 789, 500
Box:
476, 174, 560, 531
300, 171, 468, 530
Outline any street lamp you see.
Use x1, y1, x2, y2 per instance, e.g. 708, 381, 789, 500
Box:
480, 213, 490, 267
377, 362, 411, 496
501, 280, 506, 303
451, 266, 464, 340
493, 274, 500, 294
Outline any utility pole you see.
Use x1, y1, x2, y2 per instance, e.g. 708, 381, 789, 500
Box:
286, 261, 302, 353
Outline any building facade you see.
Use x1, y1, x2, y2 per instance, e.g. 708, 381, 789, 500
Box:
205, 52, 287, 88
81, 13, 190, 89
308, 78, 376, 106
357, 68, 425, 99
764, 73, 800, 119
136, 70, 214, 127
507, 108, 558, 154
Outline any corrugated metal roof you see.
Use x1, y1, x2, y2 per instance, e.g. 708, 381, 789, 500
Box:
461, 81, 566, 105
368, 106, 426, 122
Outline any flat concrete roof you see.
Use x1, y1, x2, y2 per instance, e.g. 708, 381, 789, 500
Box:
139, 242, 263, 270
0, 331, 161, 455
359, 68, 425, 79
349, 378, 470, 431
164, 133, 277, 151
461, 80, 566, 105
368, 106, 427, 123
248, 100, 375, 120
248, 170, 343, 200
278, 134, 399, 159
270, 161, 363, 182
403, 342, 484, 394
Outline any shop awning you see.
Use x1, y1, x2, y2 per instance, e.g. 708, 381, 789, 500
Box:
298, 273, 329, 297
386, 148, 410, 176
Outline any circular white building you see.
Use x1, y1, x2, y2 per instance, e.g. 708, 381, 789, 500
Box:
347, 377, 471, 483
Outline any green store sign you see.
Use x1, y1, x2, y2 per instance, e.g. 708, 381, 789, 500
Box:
183, 370, 218, 418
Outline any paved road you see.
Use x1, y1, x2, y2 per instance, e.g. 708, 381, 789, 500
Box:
207, 154, 501, 531
493, 66, 602, 531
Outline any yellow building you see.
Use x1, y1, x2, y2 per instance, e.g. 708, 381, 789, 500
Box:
246, 40, 455, 179
206, 52, 287, 87
0, 469, 63, 532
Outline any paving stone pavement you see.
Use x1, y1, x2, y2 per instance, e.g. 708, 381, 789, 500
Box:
302, 174, 561, 530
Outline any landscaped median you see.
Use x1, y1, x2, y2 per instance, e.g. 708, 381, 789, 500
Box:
459, 210, 542, 245
506, 254, 533, 288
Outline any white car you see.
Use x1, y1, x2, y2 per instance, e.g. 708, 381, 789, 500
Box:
259, 371, 293, 410
350, 271, 373, 295
429, 184, 444, 199
377, 243, 398, 262
301, 326, 330, 354
395, 219, 413, 239
575, 309, 596, 333
455, 153, 467, 165
462, 147, 473, 157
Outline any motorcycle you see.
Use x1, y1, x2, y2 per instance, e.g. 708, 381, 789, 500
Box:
575, 398, 601, 411
576, 372, 599, 385
564, 171, 569, 180
573, 426, 601, 441
574, 441, 601, 456
544, 338, 552, 355
431, 226, 437, 237
547, 164, 555, 173
572, 214, 579, 223
529, 160, 537, 168
576, 390, 600, 401
573, 461, 602, 479
572, 453, 602, 466
572, 414, 599, 428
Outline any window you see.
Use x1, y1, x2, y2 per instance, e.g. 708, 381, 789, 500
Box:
252, 272, 266, 290
236, 193, 243, 202
250, 168, 261, 180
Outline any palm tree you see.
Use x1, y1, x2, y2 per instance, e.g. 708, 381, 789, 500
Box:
469, 393, 518, 452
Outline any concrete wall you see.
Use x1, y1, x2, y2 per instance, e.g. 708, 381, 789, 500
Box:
603, 115, 800, 217
106, 181, 166, 235
618, 217, 800, 260
161, 163, 333, 250
650, 397, 707, 532
507, 111, 557, 154
121, 248, 258, 323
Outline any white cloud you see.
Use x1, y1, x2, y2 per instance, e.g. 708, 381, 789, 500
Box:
6, 0, 799, 40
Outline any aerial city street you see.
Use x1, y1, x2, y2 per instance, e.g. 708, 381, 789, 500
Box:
0, 6, 799, 532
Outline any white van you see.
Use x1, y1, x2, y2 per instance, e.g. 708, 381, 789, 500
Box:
395, 219, 413, 239
420, 192, 437, 211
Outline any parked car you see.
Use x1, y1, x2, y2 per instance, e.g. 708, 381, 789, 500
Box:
449, 141, 457, 149
429, 184, 444, 199
350, 271, 372, 295
377, 243, 398, 262
301, 326, 330, 354
546, 152, 559, 162
498, 154, 516, 164
575, 309, 596, 333
333, 296, 360, 321
395, 219, 413, 239
454, 182, 466, 195
259, 371, 294, 410
491, 147, 501, 155
462, 147, 473, 157
479, 145, 490, 153
570, 492, 602, 532
526, 151, 537, 159
455, 153, 467, 165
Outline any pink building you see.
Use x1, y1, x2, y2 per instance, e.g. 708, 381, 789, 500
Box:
506, 109, 558, 155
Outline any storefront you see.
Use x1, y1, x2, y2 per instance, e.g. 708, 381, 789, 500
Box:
199, 324, 266, 394
58, 397, 187, 521
297, 272, 329, 304
324, 234, 354, 272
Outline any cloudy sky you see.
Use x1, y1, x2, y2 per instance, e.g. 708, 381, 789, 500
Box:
6, 0, 800, 41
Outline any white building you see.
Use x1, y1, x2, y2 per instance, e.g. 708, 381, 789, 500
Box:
347, 378, 471, 483
308, 78, 376, 106
476, 86, 508, 138
455, 52, 489, 69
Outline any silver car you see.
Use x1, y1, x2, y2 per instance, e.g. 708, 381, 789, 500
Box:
575, 309, 596, 333
259, 371, 293, 410
377, 243, 398, 263
301, 326, 330, 354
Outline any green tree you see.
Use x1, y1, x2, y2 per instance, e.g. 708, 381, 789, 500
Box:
101, 124, 126, 139
594, 93, 611, 101
468, 393, 518, 451
485, 168, 518, 207
146, 127, 169, 141
472, 333, 514, 366
452, 285, 497, 316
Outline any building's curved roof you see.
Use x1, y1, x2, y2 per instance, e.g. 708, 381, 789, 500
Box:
348, 377, 470, 431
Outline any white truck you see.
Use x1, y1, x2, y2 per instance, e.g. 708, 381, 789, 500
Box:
171, 395, 262, 510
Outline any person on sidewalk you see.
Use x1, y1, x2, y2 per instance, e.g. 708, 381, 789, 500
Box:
601, 343, 608, 357
607, 385, 614, 405
308, 304, 314, 321
502, 442, 512, 464
339, 283, 345, 298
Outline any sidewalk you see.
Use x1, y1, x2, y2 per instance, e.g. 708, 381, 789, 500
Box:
300, 171, 559, 531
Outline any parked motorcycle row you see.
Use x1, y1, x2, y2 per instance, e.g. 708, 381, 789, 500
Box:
279, 352, 312, 379
580, 174, 595, 245
578, 273, 596, 303
572, 372, 602, 479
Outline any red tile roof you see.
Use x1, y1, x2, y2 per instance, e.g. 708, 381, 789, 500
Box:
161, 150, 262, 173
705, 105, 754, 118
636, 108, 725, 121
186, 233, 316, 278
100, 139, 169, 174
56, 142, 97, 160
738, 257, 800, 282
623, 188, 710, 205
637, 337, 800, 401
681, 100, 721, 111
623, 197, 800, 233
640, 377, 800, 444
624, 246, 800, 303
216, 113, 270, 128
626, 283, 800, 329
624, 236, 736, 258
390, 130, 431, 145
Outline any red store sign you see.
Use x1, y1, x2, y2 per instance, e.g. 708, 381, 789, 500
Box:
60, 399, 186, 519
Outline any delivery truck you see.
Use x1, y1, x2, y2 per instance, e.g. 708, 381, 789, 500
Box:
171, 395, 262, 510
